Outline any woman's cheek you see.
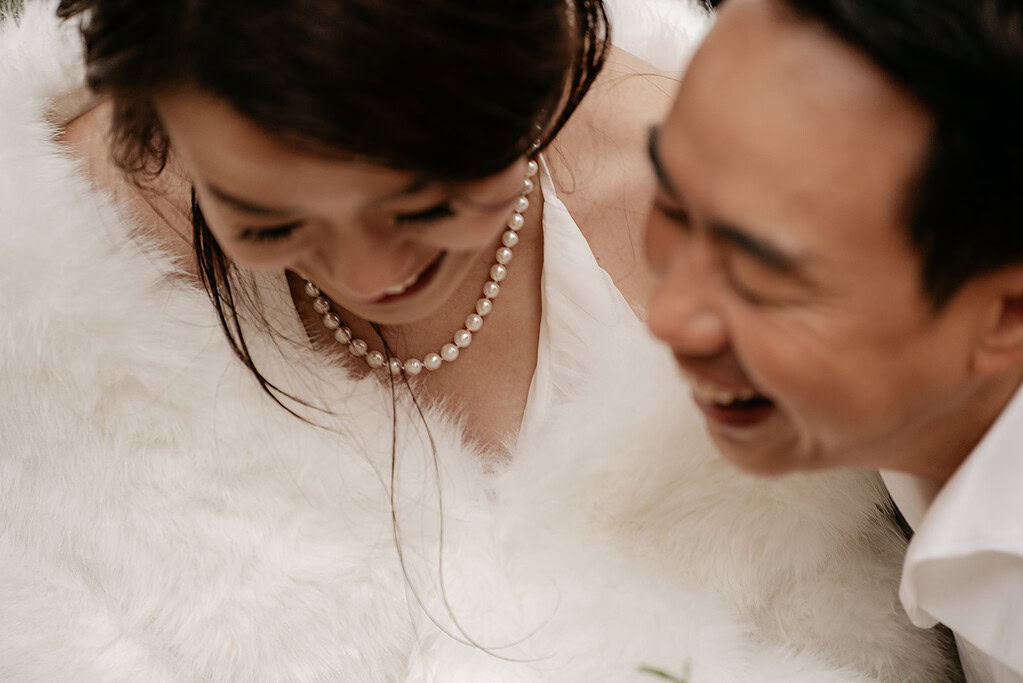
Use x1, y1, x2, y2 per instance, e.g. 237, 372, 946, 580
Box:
422, 214, 508, 251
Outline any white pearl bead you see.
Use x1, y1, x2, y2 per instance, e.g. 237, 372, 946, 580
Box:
465, 313, 483, 332
454, 329, 472, 348
483, 281, 500, 299
424, 353, 443, 371
495, 247, 513, 265
304, 282, 320, 297
490, 264, 507, 282
322, 313, 340, 330
441, 343, 460, 362
335, 326, 353, 344
366, 350, 386, 368
526, 160, 539, 177
514, 196, 530, 213
404, 358, 423, 376
476, 298, 493, 316
502, 230, 519, 248
388, 358, 403, 375
523, 178, 534, 195
313, 297, 331, 315
507, 213, 525, 231
349, 339, 368, 357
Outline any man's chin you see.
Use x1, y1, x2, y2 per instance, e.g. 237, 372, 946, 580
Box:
708, 430, 803, 477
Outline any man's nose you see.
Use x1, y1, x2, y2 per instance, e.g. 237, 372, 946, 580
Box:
646, 231, 729, 359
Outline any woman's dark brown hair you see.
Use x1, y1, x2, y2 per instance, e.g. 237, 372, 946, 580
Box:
56, 0, 609, 405
55, 0, 610, 650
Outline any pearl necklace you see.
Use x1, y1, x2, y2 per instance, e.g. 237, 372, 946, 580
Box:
303, 159, 539, 376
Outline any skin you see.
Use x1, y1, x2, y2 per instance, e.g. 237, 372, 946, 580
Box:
645, 0, 1023, 480
61, 47, 670, 449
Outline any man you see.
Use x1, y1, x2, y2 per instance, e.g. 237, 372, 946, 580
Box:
644, 0, 1023, 680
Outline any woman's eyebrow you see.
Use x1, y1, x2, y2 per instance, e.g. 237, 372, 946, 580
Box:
371, 177, 432, 206
206, 183, 296, 215
208, 175, 436, 215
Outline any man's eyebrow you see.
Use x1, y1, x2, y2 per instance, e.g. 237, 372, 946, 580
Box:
710, 221, 803, 275
647, 125, 682, 201
645, 125, 812, 281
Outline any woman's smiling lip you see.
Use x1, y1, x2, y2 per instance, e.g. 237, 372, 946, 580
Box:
372, 252, 447, 304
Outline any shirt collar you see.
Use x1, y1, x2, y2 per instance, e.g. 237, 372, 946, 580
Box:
905, 381, 1023, 561
883, 382, 1023, 678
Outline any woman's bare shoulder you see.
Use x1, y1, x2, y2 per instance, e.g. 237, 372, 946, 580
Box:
547, 47, 677, 316
557, 46, 677, 164
57, 100, 198, 277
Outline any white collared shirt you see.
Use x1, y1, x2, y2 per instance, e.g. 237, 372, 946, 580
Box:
882, 384, 1023, 683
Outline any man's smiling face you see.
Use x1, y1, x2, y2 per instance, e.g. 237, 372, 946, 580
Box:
644, 0, 997, 476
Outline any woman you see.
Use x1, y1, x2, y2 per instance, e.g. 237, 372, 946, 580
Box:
0, 0, 958, 680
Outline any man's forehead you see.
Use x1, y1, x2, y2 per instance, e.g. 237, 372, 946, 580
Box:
664, 0, 932, 229
680, 0, 917, 128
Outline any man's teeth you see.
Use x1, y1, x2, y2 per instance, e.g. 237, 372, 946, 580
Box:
384, 271, 423, 296
689, 377, 758, 406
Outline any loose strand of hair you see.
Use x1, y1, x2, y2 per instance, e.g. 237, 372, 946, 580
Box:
374, 325, 551, 659
191, 191, 322, 424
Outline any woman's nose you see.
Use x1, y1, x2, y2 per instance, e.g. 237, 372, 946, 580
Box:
313, 227, 416, 301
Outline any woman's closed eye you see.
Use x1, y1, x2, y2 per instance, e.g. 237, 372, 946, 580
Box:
240, 221, 304, 243
394, 202, 455, 226
236, 201, 455, 243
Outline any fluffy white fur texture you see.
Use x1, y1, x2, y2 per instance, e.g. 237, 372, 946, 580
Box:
604, 0, 714, 74
0, 2, 957, 682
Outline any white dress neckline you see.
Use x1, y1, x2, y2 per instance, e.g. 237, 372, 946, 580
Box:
517, 156, 645, 445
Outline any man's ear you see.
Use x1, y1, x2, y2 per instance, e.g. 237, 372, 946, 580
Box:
972, 267, 1023, 376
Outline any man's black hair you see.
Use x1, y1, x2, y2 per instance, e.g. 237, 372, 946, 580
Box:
719, 0, 1023, 305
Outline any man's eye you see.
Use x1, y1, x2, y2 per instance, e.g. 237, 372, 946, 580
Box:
240, 222, 303, 243
725, 268, 770, 306
653, 199, 692, 229
394, 203, 455, 226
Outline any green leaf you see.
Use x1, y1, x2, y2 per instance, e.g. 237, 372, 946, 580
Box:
638, 663, 691, 683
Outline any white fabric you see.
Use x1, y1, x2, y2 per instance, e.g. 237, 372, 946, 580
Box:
882, 384, 1023, 683
604, 0, 714, 74
518, 157, 647, 445
0, 2, 958, 682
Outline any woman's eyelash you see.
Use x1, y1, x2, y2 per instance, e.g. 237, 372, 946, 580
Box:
238, 203, 454, 242
241, 222, 303, 243
394, 203, 455, 225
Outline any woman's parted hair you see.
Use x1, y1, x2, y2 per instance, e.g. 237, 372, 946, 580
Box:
58, 0, 608, 181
